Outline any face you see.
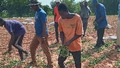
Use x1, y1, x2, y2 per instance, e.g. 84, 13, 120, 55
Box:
59, 11, 68, 19
30, 5, 38, 11
56, 2, 60, 6
84, 2, 88, 6
93, 3, 98, 7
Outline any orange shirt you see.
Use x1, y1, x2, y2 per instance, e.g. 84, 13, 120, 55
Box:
54, 6, 60, 22
58, 14, 83, 52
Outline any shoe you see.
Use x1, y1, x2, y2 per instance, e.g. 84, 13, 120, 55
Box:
115, 45, 120, 49
102, 41, 105, 45
23, 52, 30, 60
46, 65, 53, 68
94, 45, 101, 49
54, 41, 59, 44
28, 61, 37, 66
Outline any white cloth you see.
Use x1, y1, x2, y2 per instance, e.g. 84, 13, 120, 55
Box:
117, 20, 120, 45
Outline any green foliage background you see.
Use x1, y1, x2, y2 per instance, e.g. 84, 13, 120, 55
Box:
0, 0, 119, 17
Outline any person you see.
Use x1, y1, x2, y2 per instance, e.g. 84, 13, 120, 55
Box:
117, 1, 120, 46
58, 3, 83, 68
80, 1, 91, 37
0, 18, 29, 60
54, 0, 61, 43
92, 0, 107, 48
29, 0, 53, 68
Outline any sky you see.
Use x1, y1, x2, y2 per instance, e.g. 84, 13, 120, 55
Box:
38, 0, 89, 7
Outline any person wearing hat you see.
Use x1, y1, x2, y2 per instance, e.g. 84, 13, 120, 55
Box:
29, 0, 53, 68
54, 0, 61, 43
80, 1, 91, 37
92, 0, 107, 48
0, 18, 29, 61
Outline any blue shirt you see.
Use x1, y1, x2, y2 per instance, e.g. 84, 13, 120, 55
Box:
35, 8, 48, 36
4, 20, 26, 36
95, 3, 107, 29
118, 3, 120, 20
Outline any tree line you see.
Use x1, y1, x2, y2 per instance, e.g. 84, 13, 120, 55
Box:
0, 0, 119, 17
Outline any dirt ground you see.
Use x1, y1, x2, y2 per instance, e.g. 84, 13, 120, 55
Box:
0, 15, 120, 68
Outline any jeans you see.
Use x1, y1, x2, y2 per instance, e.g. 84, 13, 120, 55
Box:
96, 28, 105, 47
58, 51, 81, 68
54, 22, 59, 42
81, 17, 89, 36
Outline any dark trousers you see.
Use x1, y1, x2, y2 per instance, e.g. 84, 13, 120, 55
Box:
96, 28, 105, 46
54, 22, 59, 42
58, 51, 81, 68
81, 17, 89, 36
12, 35, 25, 60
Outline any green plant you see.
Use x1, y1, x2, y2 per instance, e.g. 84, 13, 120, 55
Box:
89, 55, 108, 66
115, 61, 120, 67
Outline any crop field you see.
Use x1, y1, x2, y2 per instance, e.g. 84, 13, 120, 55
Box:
0, 16, 120, 68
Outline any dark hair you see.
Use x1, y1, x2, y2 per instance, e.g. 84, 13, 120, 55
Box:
58, 3, 68, 12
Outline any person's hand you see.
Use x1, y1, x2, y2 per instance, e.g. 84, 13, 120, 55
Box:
41, 37, 46, 44
64, 41, 71, 46
41, 34, 48, 44
93, 21, 98, 30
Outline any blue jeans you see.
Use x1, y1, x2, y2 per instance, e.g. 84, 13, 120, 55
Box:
58, 51, 81, 68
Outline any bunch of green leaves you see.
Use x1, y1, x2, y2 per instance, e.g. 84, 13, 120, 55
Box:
59, 46, 70, 57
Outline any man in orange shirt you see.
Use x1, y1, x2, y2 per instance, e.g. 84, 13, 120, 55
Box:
58, 3, 83, 68
54, 0, 61, 43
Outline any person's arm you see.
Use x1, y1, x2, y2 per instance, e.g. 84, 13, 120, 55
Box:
8, 32, 15, 51
42, 22, 47, 37
96, 6, 106, 23
54, 7, 56, 21
96, 16, 105, 23
60, 32, 64, 45
40, 12, 48, 44
64, 35, 81, 46
88, 6, 91, 15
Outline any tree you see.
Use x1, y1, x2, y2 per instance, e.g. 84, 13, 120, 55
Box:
42, 5, 53, 15
89, 0, 119, 15
5, 0, 31, 17
50, 0, 80, 14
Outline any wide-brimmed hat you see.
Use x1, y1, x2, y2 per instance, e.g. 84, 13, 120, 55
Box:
29, 0, 40, 6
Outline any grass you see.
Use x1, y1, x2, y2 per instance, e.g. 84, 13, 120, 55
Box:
89, 55, 108, 66
0, 59, 24, 68
81, 41, 116, 67
115, 60, 120, 68
0, 40, 118, 68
